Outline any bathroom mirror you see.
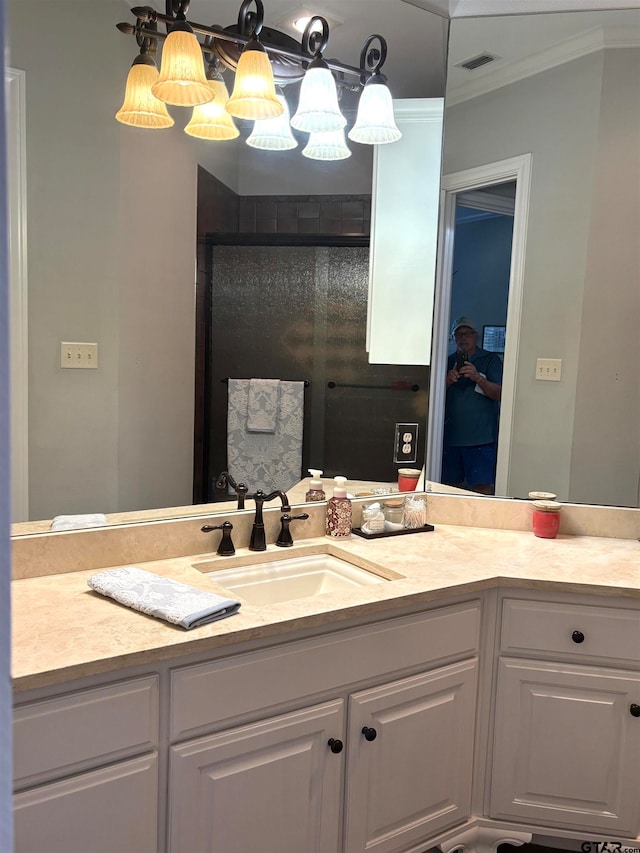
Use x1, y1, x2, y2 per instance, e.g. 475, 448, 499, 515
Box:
7, 0, 447, 530
8, 1, 640, 533
429, 8, 640, 508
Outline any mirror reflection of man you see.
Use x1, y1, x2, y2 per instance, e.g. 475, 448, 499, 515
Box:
443, 317, 503, 495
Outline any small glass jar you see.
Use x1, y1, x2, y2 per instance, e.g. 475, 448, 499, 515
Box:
532, 500, 561, 539
383, 498, 405, 531
402, 495, 427, 529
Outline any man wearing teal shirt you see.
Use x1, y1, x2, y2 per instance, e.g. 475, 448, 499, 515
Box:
443, 317, 503, 495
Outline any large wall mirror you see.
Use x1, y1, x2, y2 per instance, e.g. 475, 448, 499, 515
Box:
7, 0, 447, 531
430, 7, 639, 509
7, 1, 640, 534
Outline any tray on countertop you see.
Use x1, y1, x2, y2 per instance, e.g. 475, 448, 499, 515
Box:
351, 524, 434, 540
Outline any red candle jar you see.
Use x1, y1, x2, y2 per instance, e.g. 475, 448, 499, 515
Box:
398, 468, 421, 492
532, 500, 561, 538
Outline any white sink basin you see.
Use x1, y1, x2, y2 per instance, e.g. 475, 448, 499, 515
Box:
195, 553, 388, 606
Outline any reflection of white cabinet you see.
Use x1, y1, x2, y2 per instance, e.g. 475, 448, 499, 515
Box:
490, 597, 640, 837
367, 98, 444, 366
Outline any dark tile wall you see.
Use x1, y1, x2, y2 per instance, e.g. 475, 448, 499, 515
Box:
238, 194, 371, 236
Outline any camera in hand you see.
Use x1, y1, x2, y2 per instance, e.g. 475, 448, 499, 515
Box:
455, 352, 468, 372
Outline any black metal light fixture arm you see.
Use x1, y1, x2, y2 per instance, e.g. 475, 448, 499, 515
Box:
120, 2, 368, 82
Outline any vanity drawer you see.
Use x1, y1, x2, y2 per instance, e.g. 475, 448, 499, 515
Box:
14, 675, 159, 789
171, 601, 481, 740
501, 599, 640, 664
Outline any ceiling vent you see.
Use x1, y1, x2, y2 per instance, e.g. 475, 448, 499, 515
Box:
456, 52, 500, 72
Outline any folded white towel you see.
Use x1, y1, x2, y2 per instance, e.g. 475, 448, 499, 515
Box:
51, 513, 107, 531
87, 567, 241, 629
247, 378, 280, 433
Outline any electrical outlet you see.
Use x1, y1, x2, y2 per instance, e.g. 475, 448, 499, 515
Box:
535, 358, 562, 382
61, 342, 99, 369
394, 423, 418, 463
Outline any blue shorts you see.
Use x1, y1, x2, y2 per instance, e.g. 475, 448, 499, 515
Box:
442, 443, 497, 487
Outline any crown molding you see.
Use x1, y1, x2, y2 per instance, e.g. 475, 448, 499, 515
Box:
446, 24, 640, 105
394, 98, 446, 122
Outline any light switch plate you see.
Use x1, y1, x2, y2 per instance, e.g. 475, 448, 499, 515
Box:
394, 423, 418, 463
536, 358, 562, 381
61, 342, 98, 369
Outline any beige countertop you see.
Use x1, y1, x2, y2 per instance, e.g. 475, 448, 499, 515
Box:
12, 524, 640, 693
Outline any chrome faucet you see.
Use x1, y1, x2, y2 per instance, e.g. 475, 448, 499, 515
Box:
215, 471, 249, 510
249, 490, 291, 552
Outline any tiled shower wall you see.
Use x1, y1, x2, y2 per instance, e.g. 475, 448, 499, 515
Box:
237, 195, 370, 236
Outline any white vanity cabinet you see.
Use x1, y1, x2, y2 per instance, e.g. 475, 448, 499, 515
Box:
490, 597, 640, 837
167, 600, 481, 853
13, 675, 160, 853
343, 658, 478, 853
169, 699, 345, 853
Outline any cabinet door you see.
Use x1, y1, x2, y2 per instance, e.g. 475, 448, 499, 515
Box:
491, 658, 640, 835
14, 753, 158, 853
344, 658, 478, 853
169, 699, 344, 853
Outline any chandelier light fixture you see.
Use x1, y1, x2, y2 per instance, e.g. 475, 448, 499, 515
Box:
116, 0, 402, 156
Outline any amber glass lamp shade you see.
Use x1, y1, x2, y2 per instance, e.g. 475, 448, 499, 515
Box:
184, 79, 239, 140
116, 55, 174, 129
225, 38, 283, 120
151, 21, 213, 107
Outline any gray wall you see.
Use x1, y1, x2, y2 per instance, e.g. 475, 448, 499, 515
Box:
443, 48, 640, 505
8, 0, 372, 521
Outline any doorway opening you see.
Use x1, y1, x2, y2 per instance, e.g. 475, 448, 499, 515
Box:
426, 154, 532, 496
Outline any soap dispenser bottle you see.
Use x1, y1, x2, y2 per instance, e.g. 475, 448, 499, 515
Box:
326, 476, 352, 539
305, 469, 326, 502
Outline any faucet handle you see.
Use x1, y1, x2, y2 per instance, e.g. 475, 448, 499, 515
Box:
201, 520, 235, 556
276, 513, 310, 548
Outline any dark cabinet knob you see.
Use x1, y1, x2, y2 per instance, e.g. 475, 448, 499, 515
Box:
328, 738, 343, 753
630, 704, 640, 718
571, 630, 585, 644
361, 726, 377, 741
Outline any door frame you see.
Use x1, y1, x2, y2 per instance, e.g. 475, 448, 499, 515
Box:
426, 153, 532, 496
6, 68, 29, 521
